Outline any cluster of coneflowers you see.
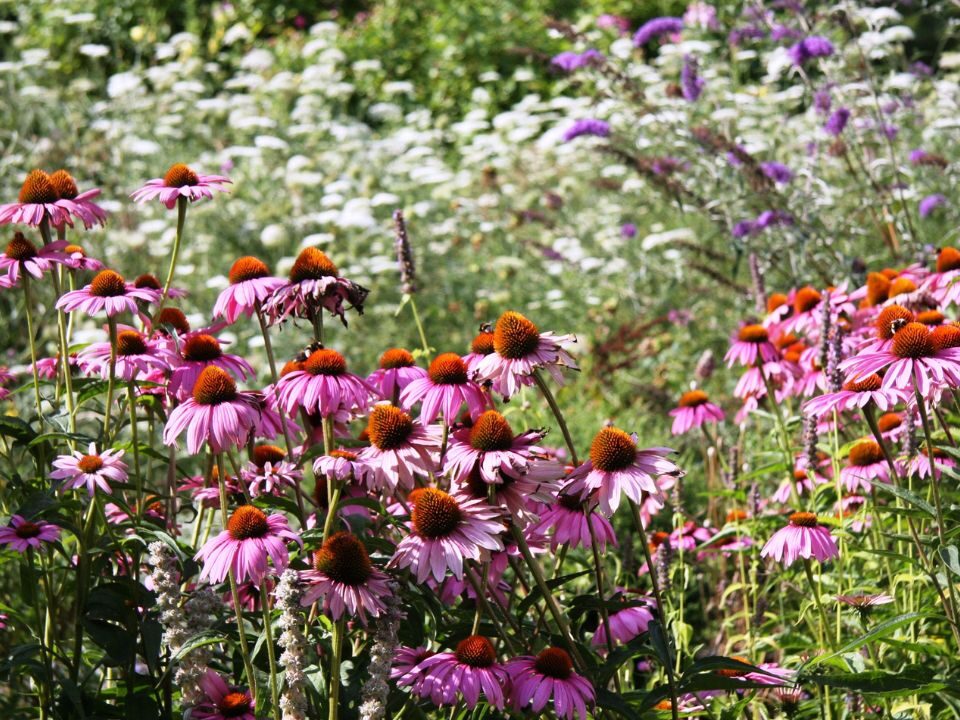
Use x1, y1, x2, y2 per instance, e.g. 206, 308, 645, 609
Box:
0, 163, 744, 720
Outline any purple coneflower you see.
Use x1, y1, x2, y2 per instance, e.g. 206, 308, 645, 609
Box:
275, 347, 372, 420
57, 269, 161, 318
669, 390, 724, 434
130, 163, 231, 209
265, 247, 368, 327
592, 595, 656, 647
0, 515, 60, 552
191, 669, 255, 720
803, 373, 904, 418
760, 511, 839, 567
529, 494, 617, 552
77, 328, 167, 381
444, 410, 548, 484
213, 256, 286, 324
51, 443, 128, 496
725, 324, 779, 367
367, 348, 427, 402
242, 445, 302, 498
506, 647, 595, 720
164, 332, 254, 401
0, 232, 69, 287
357, 404, 439, 493
401, 352, 487, 424
47, 169, 107, 229
414, 635, 510, 710
0, 170, 70, 227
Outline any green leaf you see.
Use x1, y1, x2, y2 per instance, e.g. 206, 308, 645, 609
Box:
873, 482, 936, 517
516, 570, 590, 618
940, 545, 960, 578
802, 670, 946, 696
803, 612, 930, 668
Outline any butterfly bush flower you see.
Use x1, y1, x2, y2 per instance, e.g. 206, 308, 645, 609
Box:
366, 348, 427, 401
414, 635, 510, 710
919, 194, 947, 219
265, 247, 368, 327
760, 161, 793, 185
57, 269, 161, 318
562, 119, 610, 143
551, 49, 604, 73
633, 16, 683, 46
788, 35, 834, 65
195, 504, 300, 585
506, 647, 595, 720
402, 352, 486, 424
213, 256, 287, 324
51, 443, 128, 496
130, 163, 231, 209
472, 311, 577, 399
0, 170, 70, 227
761, 512, 839, 567
358, 404, 439, 493
565, 427, 679, 515
669, 389, 724, 434
680, 55, 705, 101
0, 232, 69, 287
0, 515, 60, 552
300, 531, 392, 624
275, 347, 372, 420
191, 669, 255, 720
388, 487, 503, 583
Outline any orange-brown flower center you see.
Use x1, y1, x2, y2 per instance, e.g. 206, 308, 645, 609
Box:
534, 647, 573, 679
849, 441, 884, 467
794, 287, 822, 314
917, 310, 945, 326
726, 509, 748, 523
64, 244, 84, 255
218, 691, 252, 716
932, 324, 960, 351
470, 331, 495, 355
14, 521, 41, 539
289, 247, 338, 283
788, 511, 818, 528
865, 272, 891, 306
367, 405, 414, 450
468, 411, 514, 451
134, 274, 162, 290
89, 270, 127, 297
938, 247, 960, 274
163, 163, 199, 188
156, 307, 191, 334
192, 366, 238, 405
766, 292, 788, 314
5, 232, 38, 262
493, 311, 541, 359
842, 373, 881, 393
589, 427, 637, 472
281, 359, 303, 376
313, 531, 373, 585
18, 170, 58, 204
252, 444, 286, 467
877, 412, 901, 432
77, 455, 104, 473
303, 348, 347, 376
116, 330, 148, 356
411, 488, 462, 538
679, 389, 709, 407
888, 277, 917, 297
227, 505, 269, 540
454, 636, 496, 668
49, 169, 79, 200
428, 353, 468, 385
329, 449, 358, 461
891, 322, 933, 359
737, 324, 769, 343
228, 256, 271, 284
875, 305, 914, 340
379, 348, 415, 370
183, 334, 222, 362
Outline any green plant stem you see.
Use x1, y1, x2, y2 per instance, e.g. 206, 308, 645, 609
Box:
157, 196, 187, 312
261, 583, 281, 720
803, 559, 834, 651
27, 548, 51, 717
329, 617, 345, 720
759, 367, 797, 504
532, 369, 579, 464
40, 219, 77, 441
128, 383, 143, 518
103, 316, 118, 439
21, 274, 45, 427
408, 295, 430, 355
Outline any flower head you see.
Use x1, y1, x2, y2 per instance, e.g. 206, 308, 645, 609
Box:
265, 247, 369, 327
414, 636, 510, 709
195, 504, 301, 584
51, 443, 128, 496
0, 170, 70, 227
213, 256, 286, 324
57, 269, 162, 318
0, 232, 69, 287
0, 515, 60, 552
401, 352, 487, 423
669, 390, 724, 434
760, 512, 839, 567
130, 163, 231, 209
506, 647, 595, 720
192, 669, 255, 720
357, 404, 439, 493
367, 348, 427, 401
275, 347, 373, 420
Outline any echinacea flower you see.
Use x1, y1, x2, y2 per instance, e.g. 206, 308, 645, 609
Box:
366, 348, 427, 402
528, 495, 618, 552
591, 595, 656, 647
163, 366, 269, 454
313, 448, 376, 488
130, 163, 231, 209
392, 646, 436, 697
452, 461, 562, 524
471, 311, 577, 398
47, 169, 107, 229
164, 332, 254, 400
909, 446, 955, 479
414, 635, 510, 710
77, 328, 167, 381
60, 243, 104, 272
0, 232, 69, 287
57, 269, 162, 318
213, 256, 287, 324
388, 488, 504, 583
178, 466, 243, 509
0, 515, 60, 552
506, 647, 595, 720
265, 247, 368, 327
242, 445, 302, 497
463, 327, 495, 375
357, 404, 439, 493
803, 373, 904, 418
0, 170, 70, 227
668, 390, 724, 434
760, 512, 839, 567
725, 324, 779, 367
444, 410, 549, 484
401, 353, 487, 424
299, 531, 392, 624
51, 443, 128, 496
275, 347, 373, 420
564, 428, 679, 515
191, 669, 255, 720
841, 440, 894, 492
195, 504, 300, 585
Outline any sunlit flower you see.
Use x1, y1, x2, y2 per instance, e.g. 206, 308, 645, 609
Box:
241, 445, 302, 498
163, 332, 254, 400
300, 532, 392, 624
130, 163, 231, 209
0, 170, 70, 227
725, 324, 779, 367
591, 594, 656, 647
213, 256, 286, 324
841, 440, 894, 493
57, 269, 161, 317
0, 515, 60, 552
0, 232, 69, 287
77, 327, 167, 381
366, 348, 427, 402
48, 170, 107, 229
274, 347, 373, 420
51, 443, 128, 496
413, 635, 510, 710
265, 247, 368, 326
357, 404, 439, 493
668, 390, 724, 434
803, 373, 904, 418
506, 647, 595, 720
528, 495, 617, 552
760, 512, 839, 567
444, 410, 549, 484
191, 669, 255, 720
401, 352, 487, 424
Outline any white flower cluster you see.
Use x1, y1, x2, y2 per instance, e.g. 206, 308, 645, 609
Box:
274, 569, 308, 720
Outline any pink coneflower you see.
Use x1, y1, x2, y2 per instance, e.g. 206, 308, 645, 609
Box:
760, 512, 839, 567
909, 446, 955, 479
392, 645, 436, 697
191, 669, 255, 720
51, 443, 128, 496
275, 347, 372, 420
840, 321, 960, 399
401, 353, 487, 425
725, 323, 779, 367
313, 448, 376, 488
299, 531, 392, 624
178, 466, 242, 509
164, 333, 254, 400
0, 232, 69, 287
60, 243, 104, 272
923, 247, 960, 307
0, 515, 60, 552
803, 373, 904, 418
48, 170, 107, 229
367, 348, 427, 402
134, 272, 187, 300
130, 163, 231, 209
414, 635, 510, 710
668, 389, 724, 434
388, 488, 504, 583
463, 326, 495, 375
471, 311, 577, 398
452, 461, 561, 524
77, 328, 167, 381
444, 410, 549, 484
528, 495, 618, 552
591, 595, 656, 647
506, 647, 595, 720
195, 504, 300, 584
241, 445, 302, 497
57, 269, 161, 318
357, 404, 439, 493
564, 428, 679, 515
0, 170, 70, 227
213, 256, 286, 324
163, 366, 267, 454
772, 465, 830, 505
840, 440, 893, 493
264, 247, 368, 326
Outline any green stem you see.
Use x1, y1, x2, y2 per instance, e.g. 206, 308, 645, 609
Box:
128, 383, 143, 519
40, 219, 77, 441
532, 370, 579, 465
261, 583, 281, 720
760, 368, 797, 504
158, 197, 187, 312
408, 296, 430, 355
27, 548, 51, 716
103, 316, 118, 439
328, 617, 345, 720
803, 559, 834, 651
21, 274, 45, 427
